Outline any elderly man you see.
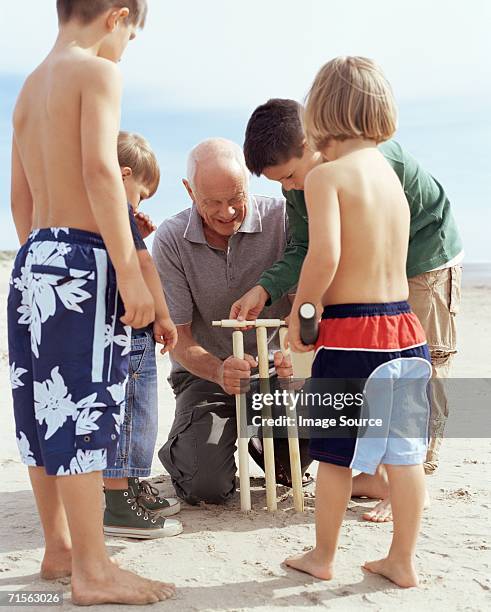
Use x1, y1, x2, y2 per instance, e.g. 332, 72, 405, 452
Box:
152, 138, 302, 505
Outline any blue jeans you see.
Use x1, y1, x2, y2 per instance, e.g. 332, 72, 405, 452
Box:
103, 329, 158, 478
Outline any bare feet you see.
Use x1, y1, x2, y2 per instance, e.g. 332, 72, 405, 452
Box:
363, 498, 393, 523
284, 549, 334, 580
363, 489, 430, 523
71, 563, 175, 606
41, 550, 120, 580
363, 556, 419, 588
351, 467, 389, 499
40, 548, 72, 580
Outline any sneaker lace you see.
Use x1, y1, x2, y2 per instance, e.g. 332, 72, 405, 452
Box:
138, 479, 161, 501
126, 492, 159, 523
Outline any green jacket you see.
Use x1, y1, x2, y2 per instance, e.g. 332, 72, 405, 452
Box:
259, 140, 463, 304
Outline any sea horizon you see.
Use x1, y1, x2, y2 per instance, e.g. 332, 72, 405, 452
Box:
1, 250, 489, 288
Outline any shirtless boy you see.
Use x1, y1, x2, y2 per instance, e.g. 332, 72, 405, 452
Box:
235, 98, 463, 521
285, 57, 431, 588
8, 0, 174, 605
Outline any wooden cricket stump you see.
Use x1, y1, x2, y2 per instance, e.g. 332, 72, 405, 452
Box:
212, 318, 304, 513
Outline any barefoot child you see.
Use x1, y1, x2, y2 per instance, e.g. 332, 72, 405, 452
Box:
102, 131, 182, 538
8, 0, 175, 604
285, 56, 432, 587
235, 98, 463, 520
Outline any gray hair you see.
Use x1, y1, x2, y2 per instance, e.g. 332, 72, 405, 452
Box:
186, 138, 249, 190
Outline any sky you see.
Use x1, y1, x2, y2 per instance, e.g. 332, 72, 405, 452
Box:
0, 0, 490, 258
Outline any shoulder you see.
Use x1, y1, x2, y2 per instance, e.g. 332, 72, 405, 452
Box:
252, 194, 286, 214
305, 161, 343, 191
79, 56, 121, 92
379, 139, 419, 178
251, 195, 287, 230
155, 208, 192, 245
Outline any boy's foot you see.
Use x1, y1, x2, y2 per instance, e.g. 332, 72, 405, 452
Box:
362, 498, 393, 523
72, 563, 175, 605
424, 460, 438, 475
128, 477, 181, 517
284, 549, 334, 580
40, 548, 72, 580
351, 469, 388, 499
363, 556, 419, 588
363, 489, 431, 523
103, 489, 183, 539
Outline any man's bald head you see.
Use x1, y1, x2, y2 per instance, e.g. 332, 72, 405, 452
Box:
186, 138, 249, 191
183, 138, 250, 240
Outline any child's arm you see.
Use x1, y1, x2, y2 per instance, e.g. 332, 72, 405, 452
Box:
11, 136, 33, 244
288, 164, 341, 352
137, 250, 178, 353
80, 59, 154, 329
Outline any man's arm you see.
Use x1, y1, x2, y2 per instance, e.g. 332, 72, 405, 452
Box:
152, 226, 257, 393
11, 135, 33, 244
80, 59, 153, 328
171, 324, 256, 395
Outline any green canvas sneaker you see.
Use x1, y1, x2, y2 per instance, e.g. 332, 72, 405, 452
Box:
103, 488, 183, 539
128, 477, 181, 517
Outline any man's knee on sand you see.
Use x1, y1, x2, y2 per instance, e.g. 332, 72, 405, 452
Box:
181, 470, 236, 506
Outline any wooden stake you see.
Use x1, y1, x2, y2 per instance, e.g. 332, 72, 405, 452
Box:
279, 327, 305, 512
232, 330, 251, 511
256, 325, 277, 512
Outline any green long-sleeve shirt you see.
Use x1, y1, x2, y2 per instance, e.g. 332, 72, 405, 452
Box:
258, 140, 463, 304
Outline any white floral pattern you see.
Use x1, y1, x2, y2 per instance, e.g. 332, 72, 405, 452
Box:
107, 377, 128, 435
113, 402, 125, 435
10, 362, 28, 390
51, 228, 69, 239
74, 390, 107, 436
107, 377, 128, 406
34, 367, 79, 440
105, 317, 132, 356
56, 449, 107, 475
75, 407, 104, 436
12, 241, 92, 358
16, 431, 37, 466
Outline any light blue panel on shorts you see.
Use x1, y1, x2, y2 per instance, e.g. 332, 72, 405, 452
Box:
350, 357, 432, 475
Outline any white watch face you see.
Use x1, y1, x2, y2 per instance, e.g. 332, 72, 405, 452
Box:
299, 303, 316, 319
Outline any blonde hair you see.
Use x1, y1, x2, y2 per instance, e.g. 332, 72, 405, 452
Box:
117, 131, 160, 197
304, 56, 397, 151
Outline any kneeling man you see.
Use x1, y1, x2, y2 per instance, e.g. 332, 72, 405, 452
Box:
153, 138, 302, 504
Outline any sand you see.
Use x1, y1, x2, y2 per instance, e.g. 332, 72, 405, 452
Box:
0, 257, 490, 611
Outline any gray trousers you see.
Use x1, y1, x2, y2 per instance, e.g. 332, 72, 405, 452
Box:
159, 372, 246, 505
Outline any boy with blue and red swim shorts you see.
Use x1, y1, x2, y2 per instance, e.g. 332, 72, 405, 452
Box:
285, 56, 431, 589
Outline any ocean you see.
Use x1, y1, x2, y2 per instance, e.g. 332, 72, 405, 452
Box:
1, 75, 490, 262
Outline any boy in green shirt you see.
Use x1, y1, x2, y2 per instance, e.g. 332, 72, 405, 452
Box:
231, 99, 463, 520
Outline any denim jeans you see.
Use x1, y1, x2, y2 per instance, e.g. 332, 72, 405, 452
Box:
103, 328, 158, 478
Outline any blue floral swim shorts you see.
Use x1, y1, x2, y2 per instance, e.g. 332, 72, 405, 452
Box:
8, 228, 131, 476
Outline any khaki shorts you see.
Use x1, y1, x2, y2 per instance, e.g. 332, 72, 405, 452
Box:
408, 265, 462, 469
408, 265, 462, 353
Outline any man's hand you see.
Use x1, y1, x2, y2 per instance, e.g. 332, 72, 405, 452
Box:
273, 350, 293, 378
229, 285, 269, 322
118, 275, 155, 329
217, 354, 257, 395
135, 212, 157, 239
154, 317, 178, 354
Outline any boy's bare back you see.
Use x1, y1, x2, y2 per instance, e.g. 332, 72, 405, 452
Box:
305, 147, 409, 306
13, 49, 120, 233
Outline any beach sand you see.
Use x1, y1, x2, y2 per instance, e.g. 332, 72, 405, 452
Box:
0, 258, 490, 611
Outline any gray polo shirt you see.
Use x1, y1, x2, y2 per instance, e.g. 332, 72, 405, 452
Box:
152, 195, 291, 376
